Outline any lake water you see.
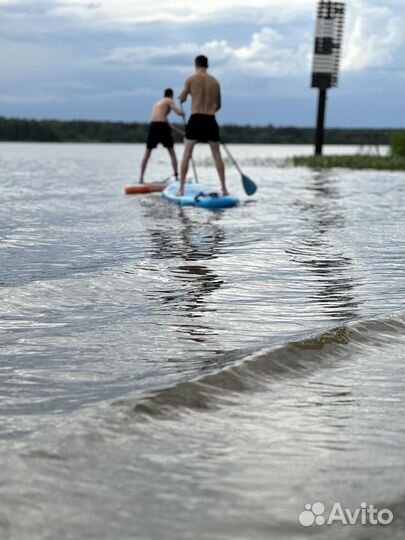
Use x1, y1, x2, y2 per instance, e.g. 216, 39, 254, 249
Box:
0, 142, 404, 540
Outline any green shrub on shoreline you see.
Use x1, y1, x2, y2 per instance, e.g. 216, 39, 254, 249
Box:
293, 154, 405, 171
293, 133, 405, 170
390, 132, 405, 157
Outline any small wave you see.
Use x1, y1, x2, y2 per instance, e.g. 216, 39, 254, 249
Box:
113, 310, 405, 418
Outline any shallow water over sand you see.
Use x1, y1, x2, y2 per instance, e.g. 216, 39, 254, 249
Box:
0, 143, 404, 539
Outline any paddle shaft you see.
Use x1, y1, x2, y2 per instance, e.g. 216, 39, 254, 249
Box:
161, 173, 175, 183
221, 143, 243, 175
221, 141, 257, 196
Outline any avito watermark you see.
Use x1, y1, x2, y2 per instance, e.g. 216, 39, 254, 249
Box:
299, 502, 394, 527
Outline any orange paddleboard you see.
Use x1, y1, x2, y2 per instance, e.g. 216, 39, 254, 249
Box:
125, 183, 167, 195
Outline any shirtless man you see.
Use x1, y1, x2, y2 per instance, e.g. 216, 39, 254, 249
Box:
139, 88, 184, 183
178, 55, 229, 196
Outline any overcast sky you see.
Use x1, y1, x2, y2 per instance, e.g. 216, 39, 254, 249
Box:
0, 0, 403, 126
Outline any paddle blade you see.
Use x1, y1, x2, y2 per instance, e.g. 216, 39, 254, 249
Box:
242, 174, 257, 196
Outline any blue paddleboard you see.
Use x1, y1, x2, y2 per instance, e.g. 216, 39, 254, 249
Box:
162, 182, 239, 209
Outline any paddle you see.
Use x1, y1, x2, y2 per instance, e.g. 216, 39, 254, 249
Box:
139, 174, 174, 186
180, 104, 198, 183
159, 173, 176, 184
221, 142, 257, 196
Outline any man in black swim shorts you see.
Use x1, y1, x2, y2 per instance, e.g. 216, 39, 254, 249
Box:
139, 88, 184, 183
178, 55, 229, 196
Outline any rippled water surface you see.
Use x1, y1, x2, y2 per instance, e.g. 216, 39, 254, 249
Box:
0, 143, 404, 540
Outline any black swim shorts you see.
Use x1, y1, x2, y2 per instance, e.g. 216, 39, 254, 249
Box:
185, 114, 220, 143
146, 122, 174, 149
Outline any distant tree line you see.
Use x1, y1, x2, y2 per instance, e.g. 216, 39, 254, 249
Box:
0, 117, 401, 145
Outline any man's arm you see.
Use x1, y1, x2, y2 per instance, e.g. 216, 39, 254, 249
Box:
169, 99, 185, 117
216, 84, 222, 112
179, 77, 191, 103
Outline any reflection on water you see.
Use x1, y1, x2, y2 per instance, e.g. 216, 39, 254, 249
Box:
141, 203, 225, 343
168, 265, 223, 311
145, 203, 226, 262
287, 171, 359, 320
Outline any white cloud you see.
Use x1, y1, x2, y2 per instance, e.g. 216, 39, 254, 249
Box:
232, 28, 311, 76
104, 27, 312, 79
342, 1, 403, 71
49, 0, 314, 26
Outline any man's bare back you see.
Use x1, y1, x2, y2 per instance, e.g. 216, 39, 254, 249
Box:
151, 97, 182, 122
179, 73, 221, 115
178, 55, 228, 197
139, 88, 184, 183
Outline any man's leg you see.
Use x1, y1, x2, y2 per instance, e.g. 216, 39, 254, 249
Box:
167, 147, 178, 180
209, 142, 228, 195
140, 148, 152, 183
179, 139, 196, 195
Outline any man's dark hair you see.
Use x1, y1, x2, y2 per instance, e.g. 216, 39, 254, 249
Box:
164, 88, 173, 98
195, 55, 208, 68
